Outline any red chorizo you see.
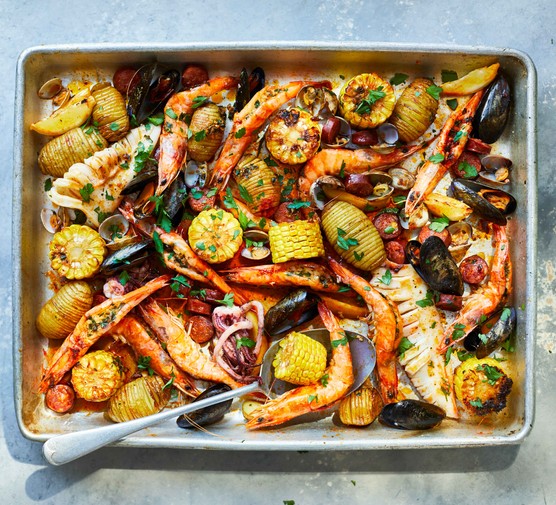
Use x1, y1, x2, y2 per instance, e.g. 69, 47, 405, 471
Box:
201, 288, 226, 303
181, 64, 209, 89
465, 137, 492, 155
454, 151, 482, 178
385, 240, 406, 264
373, 213, 401, 240
435, 294, 463, 312
418, 225, 452, 247
273, 202, 302, 223
112, 67, 140, 96
186, 298, 212, 315
45, 385, 75, 413
344, 173, 374, 197
188, 315, 215, 344
188, 191, 216, 213
351, 129, 379, 147
459, 255, 489, 284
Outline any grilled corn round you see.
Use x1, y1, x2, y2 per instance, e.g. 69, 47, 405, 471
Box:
71, 350, 124, 402
273, 331, 327, 385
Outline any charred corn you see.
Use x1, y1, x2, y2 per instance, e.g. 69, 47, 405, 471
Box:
188, 208, 243, 263
71, 350, 124, 402
273, 331, 327, 385
268, 220, 324, 264
49, 225, 106, 279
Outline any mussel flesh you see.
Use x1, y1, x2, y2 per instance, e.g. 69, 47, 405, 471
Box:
100, 240, 153, 275
451, 179, 516, 225
148, 69, 181, 104
464, 307, 516, 358
379, 399, 446, 430
409, 236, 464, 295
176, 383, 232, 429
472, 73, 511, 144
264, 289, 319, 336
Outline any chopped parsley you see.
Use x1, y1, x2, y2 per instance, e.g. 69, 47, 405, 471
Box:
355, 86, 386, 115
429, 215, 450, 232
398, 337, 414, 359
235, 127, 246, 139
446, 98, 458, 111
331, 336, 348, 347
478, 364, 504, 385
137, 356, 154, 376
166, 108, 178, 120
429, 153, 445, 164
336, 228, 358, 250
320, 373, 329, 387
236, 337, 255, 349
216, 292, 235, 308
380, 269, 392, 285
470, 399, 483, 408
441, 70, 458, 83
152, 231, 164, 254
445, 347, 453, 365
194, 129, 206, 142
147, 113, 164, 126
79, 183, 94, 202
192, 96, 209, 109
426, 85, 443, 100
44, 178, 53, 192
453, 130, 467, 142
119, 270, 130, 286
287, 200, 311, 210
109, 122, 119, 131
390, 73, 408, 85
238, 184, 253, 204
416, 290, 438, 308
459, 160, 478, 178
307, 394, 318, 404
170, 275, 191, 295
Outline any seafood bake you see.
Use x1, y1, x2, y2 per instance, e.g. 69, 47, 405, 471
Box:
31, 60, 519, 434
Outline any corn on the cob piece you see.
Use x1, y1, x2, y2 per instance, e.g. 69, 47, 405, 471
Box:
273, 331, 327, 385
188, 208, 243, 263
268, 220, 324, 264
71, 350, 124, 402
49, 225, 106, 279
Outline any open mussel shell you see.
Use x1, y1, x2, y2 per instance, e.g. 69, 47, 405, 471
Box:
126, 63, 157, 121
379, 400, 446, 430
464, 307, 516, 358
100, 239, 153, 275
473, 73, 511, 144
412, 236, 463, 295
451, 179, 516, 225
241, 230, 270, 260
264, 289, 319, 336
41, 207, 71, 234
177, 384, 233, 429
234, 68, 251, 113
249, 67, 265, 95
163, 175, 187, 222
121, 161, 158, 195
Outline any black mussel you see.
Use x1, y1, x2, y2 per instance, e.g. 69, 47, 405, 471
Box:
248, 67, 265, 95
464, 307, 516, 358
163, 174, 187, 223
379, 400, 446, 430
126, 63, 157, 121
235, 68, 250, 113
451, 179, 516, 225
177, 384, 232, 429
148, 69, 181, 104
121, 160, 158, 195
264, 289, 319, 336
418, 236, 463, 296
473, 73, 511, 144
100, 240, 153, 275
404, 240, 422, 269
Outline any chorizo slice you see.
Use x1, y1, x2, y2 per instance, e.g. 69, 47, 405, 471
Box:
385, 240, 406, 264
373, 212, 402, 240
459, 255, 488, 284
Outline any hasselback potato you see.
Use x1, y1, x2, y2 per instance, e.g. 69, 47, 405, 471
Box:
188, 103, 226, 162
71, 350, 124, 402
36, 281, 93, 340
106, 375, 170, 423
390, 78, 439, 143
233, 158, 281, 215
38, 126, 108, 177
339, 384, 383, 426
91, 84, 129, 141
321, 201, 386, 271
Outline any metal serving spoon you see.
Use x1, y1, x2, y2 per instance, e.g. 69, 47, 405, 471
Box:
43, 329, 376, 465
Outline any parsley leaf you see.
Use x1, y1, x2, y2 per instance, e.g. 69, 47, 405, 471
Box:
478, 364, 504, 385
459, 160, 478, 178
398, 337, 414, 359
429, 153, 445, 164
426, 85, 443, 100
390, 73, 408, 85
307, 394, 318, 404
336, 227, 358, 250
380, 269, 392, 285
163, 370, 176, 390
320, 373, 329, 387
264, 156, 278, 167
238, 184, 253, 203
194, 129, 206, 142
355, 86, 386, 115
170, 274, 191, 294
470, 399, 483, 408
147, 113, 164, 126
109, 122, 119, 131
446, 98, 458, 111
235, 127, 246, 139
166, 108, 178, 120
429, 216, 450, 232
137, 356, 154, 376
216, 292, 235, 307
44, 178, 53, 192
236, 337, 255, 349
287, 200, 311, 210
119, 270, 129, 286
152, 231, 164, 254
441, 69, 458, 83
331, 337, 348, 348
79, 183, 94, 202
445, 347, 453, 365
453, 130, 466, 142
192, 96, 209, 109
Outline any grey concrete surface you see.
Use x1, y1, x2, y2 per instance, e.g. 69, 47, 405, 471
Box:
1, 0, 554, 503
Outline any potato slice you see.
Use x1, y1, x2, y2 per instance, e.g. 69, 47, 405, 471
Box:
440, 63, 500, 96
424, 193, 472, 221
31, 87, 95, 136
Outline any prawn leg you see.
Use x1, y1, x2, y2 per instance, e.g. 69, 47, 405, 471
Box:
111, 315, 199, 397
39, 275, 170, 392
246, 302, 353, 429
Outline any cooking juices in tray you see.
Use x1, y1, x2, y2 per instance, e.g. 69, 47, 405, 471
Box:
31, 57, 519, 435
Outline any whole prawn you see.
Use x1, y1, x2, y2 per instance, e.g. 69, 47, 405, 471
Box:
157, 76, 238, 196
139, 298, 244, 389
39, 275, 170, 393
439, 224, 511, 352
209, 80, 323, 193
110, 315, 198, 397
327, 256, 403, 403
297, 141, 431, 201
405, 90, 484, 218
222, 261, 346, 293
245, 302, 353, 429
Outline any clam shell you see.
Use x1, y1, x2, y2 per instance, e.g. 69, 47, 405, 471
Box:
388, 167, 415, 190
241, 230, 271, 260
98, 214, 130, 243
377, 123, 399, 145
38, 77, 63, 99
481, 154, 512, 172
295, 85, 326, 117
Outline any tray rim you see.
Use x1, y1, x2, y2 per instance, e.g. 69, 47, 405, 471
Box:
12, 41, 537, 449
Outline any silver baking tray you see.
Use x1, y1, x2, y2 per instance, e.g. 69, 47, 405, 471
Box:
13, 42, 537, 449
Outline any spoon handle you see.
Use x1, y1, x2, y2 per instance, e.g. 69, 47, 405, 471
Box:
43, 382, 259, 466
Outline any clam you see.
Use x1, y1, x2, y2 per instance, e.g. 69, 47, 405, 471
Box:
100, 239, 153, 275
98, 214, 130, 243
41, 207, 71, 234
388, 167, 415, 190
451, 179, 516, 225
399, 203, 429, 230
177, 384, 233, 429
241, 230, 271, 261
447, 222, 473, 263
472, 73, 511, 144
38, 77, 63, 99
481, 154, 512, 172
311, 175, 344, 210
264, 289, 319, 336
295, 85, 326, 117
184, 160, 208, 189
464, 307, 516, 358
379, 399, 446, 430
377, 123, 399, 145
365, 172, 394, 210
52, 89, 71, 107
407, 236, 464, 295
